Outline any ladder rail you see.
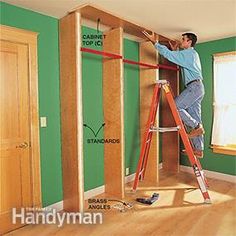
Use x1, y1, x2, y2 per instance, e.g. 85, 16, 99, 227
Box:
162, 84, 211, 203
142, 91, 161, 179
140, 132, 152, 180
133, 84, 161, 190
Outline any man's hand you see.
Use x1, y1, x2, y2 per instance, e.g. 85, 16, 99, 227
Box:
142, 31, 156, 44
169, 40, 180, 51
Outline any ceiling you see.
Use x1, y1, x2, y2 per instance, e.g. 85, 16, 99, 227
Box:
2, 0, 236, 42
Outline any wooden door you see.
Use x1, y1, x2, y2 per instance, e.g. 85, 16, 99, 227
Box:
0, 25, 41, 235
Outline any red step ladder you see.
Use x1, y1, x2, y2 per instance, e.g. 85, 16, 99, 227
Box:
133, 80, 211, 203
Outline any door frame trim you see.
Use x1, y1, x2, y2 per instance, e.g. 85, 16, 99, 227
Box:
0, 24, 42, 208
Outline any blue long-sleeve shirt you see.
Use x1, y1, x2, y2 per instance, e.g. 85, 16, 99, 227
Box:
155, 42, 203, 86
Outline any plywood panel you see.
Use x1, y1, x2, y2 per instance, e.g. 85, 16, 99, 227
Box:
59, 12, 84, 211
103, 27, 125, 198
159, 36, 179, 172
139, 41, 159, 183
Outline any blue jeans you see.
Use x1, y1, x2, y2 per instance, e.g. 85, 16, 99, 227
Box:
175, 80, 205, 151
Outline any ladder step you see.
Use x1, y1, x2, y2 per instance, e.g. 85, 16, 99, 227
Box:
139, 169, 144, 175
150, 126, 180, 132
156, 80, 168, 85
138, 168, 144, 176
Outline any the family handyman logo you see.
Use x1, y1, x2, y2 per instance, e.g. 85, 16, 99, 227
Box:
12, 208, 103, 227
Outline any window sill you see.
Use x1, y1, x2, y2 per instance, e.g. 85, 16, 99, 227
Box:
211, 145, 236, 156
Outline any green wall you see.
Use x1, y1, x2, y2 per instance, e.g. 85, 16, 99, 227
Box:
0, 2, 63, 206
81, 26, 104, 191
181, 37, 236, 175
124, 39, 140, 174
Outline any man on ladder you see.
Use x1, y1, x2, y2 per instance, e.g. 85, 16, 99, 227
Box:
134, 31, 211, 203
143, 31, 205, 158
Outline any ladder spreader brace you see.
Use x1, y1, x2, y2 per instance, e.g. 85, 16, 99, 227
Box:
150, 125, 180, 132
133, 80, 211, 204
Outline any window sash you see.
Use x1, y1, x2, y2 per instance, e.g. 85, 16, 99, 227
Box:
211, 51, 236, 148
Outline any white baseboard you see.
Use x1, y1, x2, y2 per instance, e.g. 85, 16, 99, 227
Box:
84, 185, 105, 200
44, 186, 106, 210
44, 201, 63, 212
125, 173, 135, 183
83, 166, 163, 200
124, 163, 163, 183
84, 172, 139, 200
43, 163, 164, 210
180, 165, 236, 183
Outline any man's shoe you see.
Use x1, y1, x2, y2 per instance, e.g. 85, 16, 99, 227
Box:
188, 124, 205, 138
181, 149, 203, 158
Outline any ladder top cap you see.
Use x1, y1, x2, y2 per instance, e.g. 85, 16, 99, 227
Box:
156, 80, 169, 84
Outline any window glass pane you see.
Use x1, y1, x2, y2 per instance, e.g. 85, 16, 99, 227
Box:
214, 58, 236, 104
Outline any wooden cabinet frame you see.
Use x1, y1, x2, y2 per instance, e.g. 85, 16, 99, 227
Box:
59, 4, 179, 211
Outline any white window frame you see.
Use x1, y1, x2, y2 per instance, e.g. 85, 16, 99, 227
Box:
212, 51, 236, 156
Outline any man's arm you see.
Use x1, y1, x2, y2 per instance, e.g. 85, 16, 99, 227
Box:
142, 31, 156, 44
142, 31, 188, 67
142, 31, 188, 68
142, 31, 180, 50
155, 43, 188, 68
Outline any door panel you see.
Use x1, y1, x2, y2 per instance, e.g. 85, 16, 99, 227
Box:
0, 40, 32, 233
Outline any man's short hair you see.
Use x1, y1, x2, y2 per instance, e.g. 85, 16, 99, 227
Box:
182, 33, 197, 47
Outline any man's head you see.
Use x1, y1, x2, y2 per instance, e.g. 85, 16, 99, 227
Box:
180, 33, 197, 49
